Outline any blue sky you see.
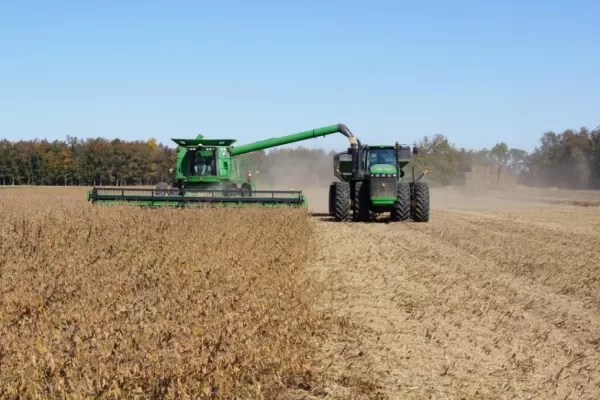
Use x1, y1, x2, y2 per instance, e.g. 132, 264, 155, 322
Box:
1, 0, 598, 153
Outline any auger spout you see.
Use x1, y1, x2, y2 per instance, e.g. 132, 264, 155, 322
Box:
230, 124, 359, 156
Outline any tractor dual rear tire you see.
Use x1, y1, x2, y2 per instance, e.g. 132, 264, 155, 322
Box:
411, 181, 430, 222
353, 180, 370, 222
328, 183, 336, 216
333, 182, 350, 221
390, 182, 410, 221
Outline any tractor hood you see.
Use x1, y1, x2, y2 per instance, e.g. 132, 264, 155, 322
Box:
369, 164, 397, 175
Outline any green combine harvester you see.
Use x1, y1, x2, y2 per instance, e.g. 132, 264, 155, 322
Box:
87, 124, 359, 207
328, 139, 430, 222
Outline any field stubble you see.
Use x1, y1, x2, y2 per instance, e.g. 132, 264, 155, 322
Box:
307, 186, 600, 399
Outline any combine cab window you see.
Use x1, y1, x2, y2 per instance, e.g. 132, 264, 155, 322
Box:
367, 148, 396, 167
190, 150, 217, 176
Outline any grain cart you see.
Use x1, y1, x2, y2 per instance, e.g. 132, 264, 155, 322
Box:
328, 141, 430, 222
87, 124, 358, 207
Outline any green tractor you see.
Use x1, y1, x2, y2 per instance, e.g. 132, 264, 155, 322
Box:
87, 124, 358, 208
328, 140, 430, 222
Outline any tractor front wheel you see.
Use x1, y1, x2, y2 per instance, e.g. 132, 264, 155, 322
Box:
333, 182, 350, 221
328, 183, 336, 216
390, 182, 410, 221
411, 181, 430, 222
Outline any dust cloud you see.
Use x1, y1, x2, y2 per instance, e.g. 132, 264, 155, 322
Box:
302, 186, 548, 215
253, 148, 335, 189
252, 148, 336, 212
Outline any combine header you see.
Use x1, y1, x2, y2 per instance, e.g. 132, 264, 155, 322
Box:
87, 124, 358, 208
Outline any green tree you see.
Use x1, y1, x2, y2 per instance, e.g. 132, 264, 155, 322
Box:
508, 148, 528, 173
490, 142, 509, 165
413, 134, 459, 185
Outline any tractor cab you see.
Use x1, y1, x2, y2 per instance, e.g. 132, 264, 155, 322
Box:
365, 146, 398, 177
367, 147, 396, 166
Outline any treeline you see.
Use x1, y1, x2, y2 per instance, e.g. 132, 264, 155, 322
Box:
0, 136, 336, 188
0, 137, 176, 186
408, 126, 600, 189
1, 125, 599, 189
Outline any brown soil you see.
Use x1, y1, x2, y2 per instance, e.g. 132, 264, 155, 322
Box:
305, 186, 600, 399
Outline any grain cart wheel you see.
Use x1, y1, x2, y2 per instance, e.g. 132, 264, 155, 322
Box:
390, 182, 410, 221
411, 181, 430, 222
333, 182, 350, 221
352, 180, 370, 222
328, 183, 336, 216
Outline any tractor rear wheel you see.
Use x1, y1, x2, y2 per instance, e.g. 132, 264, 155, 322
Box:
333, 182, 350, 221
390, 182, 410, 221
353, 180, 370, 222
411, 181, 430, 222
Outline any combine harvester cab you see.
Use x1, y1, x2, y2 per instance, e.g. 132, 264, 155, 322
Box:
87, 124, 358, 208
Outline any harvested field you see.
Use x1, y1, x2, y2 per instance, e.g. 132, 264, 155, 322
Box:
2, 186, 600, 399
306, 187, 600, 399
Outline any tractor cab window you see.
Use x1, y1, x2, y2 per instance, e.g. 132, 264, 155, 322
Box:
367, 148, 396, 167
191, 150, 217, 176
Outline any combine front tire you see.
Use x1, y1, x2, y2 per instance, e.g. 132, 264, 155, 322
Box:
390, 182, 410, 221
224, 183, 238, 197
411, 181, 430, 222
240, 183, 252, 197
333, 182, 350, 221
353, 181, 370, 222
156, 182, 170, 195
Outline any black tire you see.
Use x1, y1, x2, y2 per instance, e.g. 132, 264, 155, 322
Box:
328, 183, 336, 216
155, 181, 170, 195
224, 183, 239, 197
412, 181, 430, 222
353, 180, 370, 222
176, 182, 185, 196
390, 182, 410, 221
333, 182, 350, 221
240, 183, 252, 197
